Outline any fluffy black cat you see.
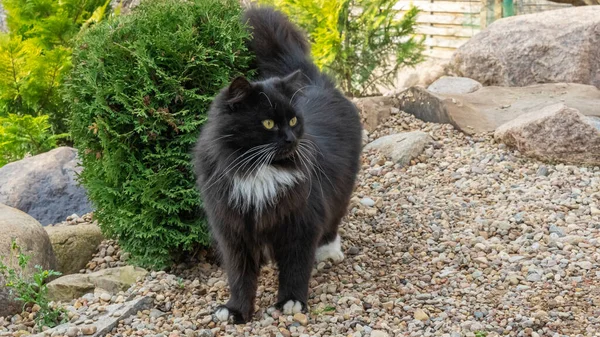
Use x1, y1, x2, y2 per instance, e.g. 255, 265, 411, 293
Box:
192, 6, 362, 324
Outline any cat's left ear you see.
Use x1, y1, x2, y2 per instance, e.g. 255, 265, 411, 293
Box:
281, 69, 307, 93
227, 76, 252, 106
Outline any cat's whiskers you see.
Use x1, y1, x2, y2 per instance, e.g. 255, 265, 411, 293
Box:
299, 139, 338, 194
296, 143, 325, 200
294, 147, 313, 200
204, 144, 273, 191
259, 92, 273, 108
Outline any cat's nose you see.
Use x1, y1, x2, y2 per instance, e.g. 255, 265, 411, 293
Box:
284, 129, 296, 144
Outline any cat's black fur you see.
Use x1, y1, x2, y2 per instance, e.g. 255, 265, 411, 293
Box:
192, 6, 362, 323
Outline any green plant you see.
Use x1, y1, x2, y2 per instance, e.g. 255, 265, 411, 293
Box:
474, 331, 488, 337
0, 113, 69, 167
0, 0, 111, 134
0, 240, 67, 328
259, 0, 425, 96
65, 0, 255, 269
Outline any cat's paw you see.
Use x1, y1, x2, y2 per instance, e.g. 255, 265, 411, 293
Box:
214, 305, 245, 324
316, 234, 344, 263
282, 300, 304, 315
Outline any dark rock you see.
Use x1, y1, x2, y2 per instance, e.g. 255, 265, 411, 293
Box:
0, 147, 92, 226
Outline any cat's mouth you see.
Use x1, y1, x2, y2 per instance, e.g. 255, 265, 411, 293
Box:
274, 147, 297, 161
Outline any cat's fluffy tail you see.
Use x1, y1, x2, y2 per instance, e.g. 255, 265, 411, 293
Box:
243, 6, 321, 81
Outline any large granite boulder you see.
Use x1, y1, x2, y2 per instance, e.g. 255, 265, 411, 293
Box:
0, 204, 58, 317
0, 147, 92, 226
494, 103, 600, 166
45, 224, 104, 275
397, 83, 600, 134
450, 7, 600, 88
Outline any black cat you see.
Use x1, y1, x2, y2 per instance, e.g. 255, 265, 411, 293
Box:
192, 6, 362, 324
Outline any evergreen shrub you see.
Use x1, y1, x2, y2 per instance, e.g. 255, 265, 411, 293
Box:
65, 0, 254, 268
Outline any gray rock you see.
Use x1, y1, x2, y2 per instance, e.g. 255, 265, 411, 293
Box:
494, 103, 600, 166
427, 76, 482, 95
364, 131, 432, 167
0, 147, 92, 226
0, 204, 58, 317
450, 7, 600, 88
397, 83, 600, 135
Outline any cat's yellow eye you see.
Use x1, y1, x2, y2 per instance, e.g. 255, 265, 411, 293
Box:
262, 119, 275, 130
289, 117, 297, 127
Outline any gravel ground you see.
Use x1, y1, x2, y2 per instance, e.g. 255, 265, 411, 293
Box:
2, 111, 599, 337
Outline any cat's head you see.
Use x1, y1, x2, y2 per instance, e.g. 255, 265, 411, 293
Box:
212, 70, 307, 162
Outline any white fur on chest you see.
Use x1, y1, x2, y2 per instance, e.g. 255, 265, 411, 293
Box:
229, 165, 304, 213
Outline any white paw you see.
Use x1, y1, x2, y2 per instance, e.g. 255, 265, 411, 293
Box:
215, 307, 230, 322
316, 234, 345, 263
282, 300, 303, 315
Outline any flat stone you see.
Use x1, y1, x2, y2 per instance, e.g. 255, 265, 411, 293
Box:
397, 83, 600, 135
32, 296, 152, 337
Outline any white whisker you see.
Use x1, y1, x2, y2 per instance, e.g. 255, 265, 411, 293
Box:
259, 92, 273, 108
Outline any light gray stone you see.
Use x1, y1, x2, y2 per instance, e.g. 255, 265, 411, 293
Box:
364, 131, 432, 167
427, 76, 482, 95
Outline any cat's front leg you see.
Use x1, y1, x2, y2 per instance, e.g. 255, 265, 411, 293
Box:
214, 240, 260, 324
272, 229, 317, 315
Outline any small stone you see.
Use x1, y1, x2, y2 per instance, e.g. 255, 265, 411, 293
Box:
293, 313, 308, 325
371, 330, 389, 337
100, 293, 112, 302
577, 261, 593, 270
414, 308, 429, 321
67, 326, 79, 337
382, 301, 394, 310
348, 247, 360, 255
80, 325, 97, 335
536, 165, 549, 176
360, 198, 376, 207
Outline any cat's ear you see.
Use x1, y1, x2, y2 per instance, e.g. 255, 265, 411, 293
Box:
281, 69, 305, 86
227, 76, 252, 106
281, 69, 306, 96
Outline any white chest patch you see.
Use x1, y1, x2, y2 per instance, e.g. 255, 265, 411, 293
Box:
229, 166, 305, 213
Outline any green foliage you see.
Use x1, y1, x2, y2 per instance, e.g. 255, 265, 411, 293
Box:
259, 0, 425, 96
0, 240, 67, 328
65, 0, 255, 269
0, 0, 110, 134
0, 113, 69, 167
474, 331, 488, 337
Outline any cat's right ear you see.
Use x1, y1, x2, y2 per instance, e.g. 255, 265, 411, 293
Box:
227, 76, 252, 109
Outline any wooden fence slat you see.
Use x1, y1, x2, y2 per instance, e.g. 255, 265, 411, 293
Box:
424, 36, 470, 48
394, 1, 482, 13
413, 13, 479, 25
424, 48, 456, 59
416, 25, 480, 37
